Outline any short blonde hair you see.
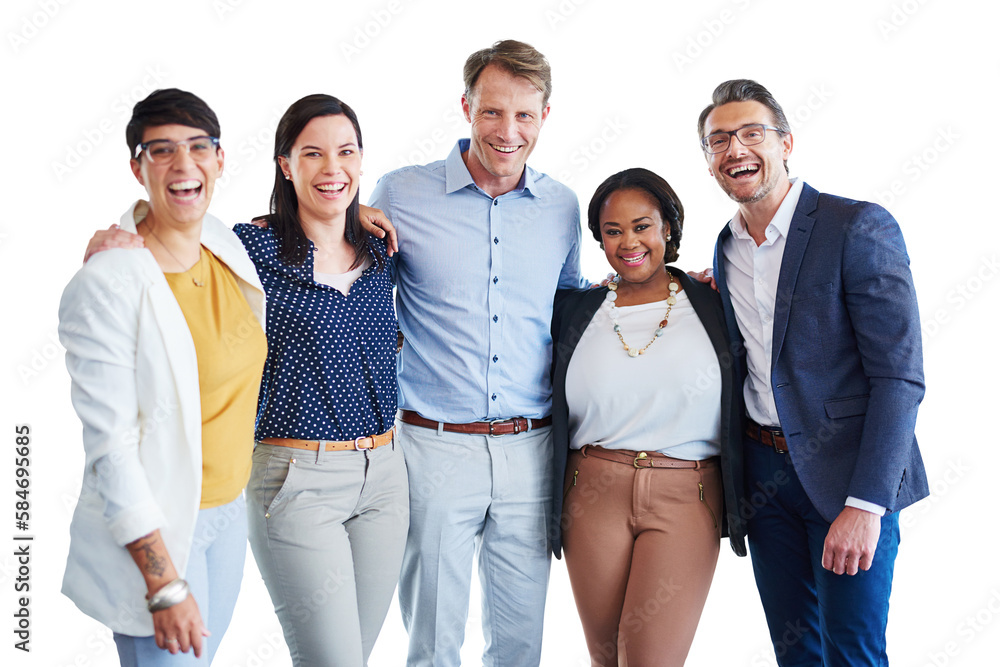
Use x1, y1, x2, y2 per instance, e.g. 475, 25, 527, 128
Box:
463, 39, 552, 107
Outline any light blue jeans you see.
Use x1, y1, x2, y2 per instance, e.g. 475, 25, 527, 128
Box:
113, 495, 247, 666
397, 420, 554, 667
247, 439, 409, 666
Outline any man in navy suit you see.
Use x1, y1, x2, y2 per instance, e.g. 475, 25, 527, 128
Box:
700, 79, 928, 666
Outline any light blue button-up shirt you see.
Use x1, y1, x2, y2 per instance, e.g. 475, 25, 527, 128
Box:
370, 139, 584, 423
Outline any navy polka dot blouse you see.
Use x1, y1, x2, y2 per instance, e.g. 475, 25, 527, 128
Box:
234, 224, 397, 441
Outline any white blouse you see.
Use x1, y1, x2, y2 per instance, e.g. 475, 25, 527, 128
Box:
565, 288, 722, 460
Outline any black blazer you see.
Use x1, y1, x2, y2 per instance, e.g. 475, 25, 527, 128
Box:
549, 268, 747, 558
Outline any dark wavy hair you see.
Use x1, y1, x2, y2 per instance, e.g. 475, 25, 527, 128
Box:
267, 94, 380, 270
126, 88, 221, 159
587, 168, 684, 264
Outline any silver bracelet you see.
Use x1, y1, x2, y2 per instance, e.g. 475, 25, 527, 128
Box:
146, 578, 190, 612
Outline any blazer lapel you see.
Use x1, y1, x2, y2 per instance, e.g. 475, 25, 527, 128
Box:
771, 184, 819, 367
675, 270, 728, 362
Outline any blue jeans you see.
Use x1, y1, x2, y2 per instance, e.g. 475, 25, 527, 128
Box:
114, 495, 247, 666
397, 420, 553, 667
744, 436, 900, 667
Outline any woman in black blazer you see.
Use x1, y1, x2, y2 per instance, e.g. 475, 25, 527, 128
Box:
550, 168, 746, 666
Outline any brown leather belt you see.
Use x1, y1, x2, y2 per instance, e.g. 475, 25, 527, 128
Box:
399, 410, 551, 436
260, 427, 395, 452
579, 444, 714, 469
745, 419, 788, 453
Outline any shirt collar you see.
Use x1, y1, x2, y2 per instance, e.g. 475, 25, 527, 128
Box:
444, 139, 538, 197
728, 177, 804, 243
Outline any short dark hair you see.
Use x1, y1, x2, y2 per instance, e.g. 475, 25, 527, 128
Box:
587, 168, 684, 264
463, 39, 552, 107
126, 88, 221, 159
697, 79, 791, 173
266, 94, 381, 272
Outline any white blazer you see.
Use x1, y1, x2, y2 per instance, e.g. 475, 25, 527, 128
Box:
59, 201, 265, 636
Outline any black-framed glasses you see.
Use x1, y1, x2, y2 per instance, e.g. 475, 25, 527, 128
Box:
134, 136, 220, 163
701, 124, 784, 154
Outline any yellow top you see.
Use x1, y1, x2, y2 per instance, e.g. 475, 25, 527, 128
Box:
164, 246, 267, 508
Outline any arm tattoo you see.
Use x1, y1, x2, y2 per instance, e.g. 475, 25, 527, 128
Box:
132, 536, 167, 577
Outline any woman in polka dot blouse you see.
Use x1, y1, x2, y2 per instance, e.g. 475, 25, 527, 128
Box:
234, 94, 408, 666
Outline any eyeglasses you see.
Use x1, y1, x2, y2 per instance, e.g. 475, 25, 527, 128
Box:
701, 124, 784, 154
134, 136, 220, 163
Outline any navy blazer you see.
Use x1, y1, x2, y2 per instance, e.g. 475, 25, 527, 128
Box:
549, 269, 747, 559
713, 183, 929, 522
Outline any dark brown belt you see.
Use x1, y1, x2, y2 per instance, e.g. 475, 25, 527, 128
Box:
578, 444, 714, 469
399, 410, 551, 436
745, 419, 788, 453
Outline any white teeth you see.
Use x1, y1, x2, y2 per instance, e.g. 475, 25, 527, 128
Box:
727, 164, 759, 176
168, 180, 201, 191
316, 183, 346, 192
490, 144, 518, 153
621, 253, 646, 264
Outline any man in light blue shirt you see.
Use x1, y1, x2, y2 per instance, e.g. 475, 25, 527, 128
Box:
370, 40, 584, 666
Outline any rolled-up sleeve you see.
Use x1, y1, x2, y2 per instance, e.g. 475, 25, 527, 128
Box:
59, 259, 167, 546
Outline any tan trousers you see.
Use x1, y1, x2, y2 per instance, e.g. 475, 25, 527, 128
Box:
562, 446, 723, 667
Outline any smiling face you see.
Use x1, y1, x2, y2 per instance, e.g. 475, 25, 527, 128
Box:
599, 188, 671, 287
703, 100, 792, 209
462, 64, 549, 196
130, 124, 223, 228
278, 114, 361, 226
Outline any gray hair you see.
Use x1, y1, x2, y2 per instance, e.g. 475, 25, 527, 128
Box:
698, 79, 791, 173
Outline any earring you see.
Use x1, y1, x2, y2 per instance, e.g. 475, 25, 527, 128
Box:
666, 234, 672, 241
284, 174, 291, 181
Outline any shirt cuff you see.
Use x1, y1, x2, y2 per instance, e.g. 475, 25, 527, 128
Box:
845, 496, 886, 516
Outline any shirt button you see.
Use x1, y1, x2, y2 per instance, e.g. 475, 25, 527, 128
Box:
494, 237, 499, 244
492, 394, 497, 401
493, 276, 499, 284
493, 315, 498, 323
493, 355, 498, 363
493, 200, 498, 206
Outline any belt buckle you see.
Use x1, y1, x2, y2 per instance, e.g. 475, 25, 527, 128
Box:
354, 436, 372, 450
633, 452, 652, 469
764, 427, 785, 454
489, 418, 516, 437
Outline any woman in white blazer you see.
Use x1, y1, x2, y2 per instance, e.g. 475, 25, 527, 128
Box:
59, 89, 267, 666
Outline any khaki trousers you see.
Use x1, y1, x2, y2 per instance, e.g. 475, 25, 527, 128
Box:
562, 446, 722, 667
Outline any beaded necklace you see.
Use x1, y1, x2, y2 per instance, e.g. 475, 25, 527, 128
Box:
604, 271, 679, 358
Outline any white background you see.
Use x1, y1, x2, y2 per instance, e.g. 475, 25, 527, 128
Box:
2, 0, 998, 665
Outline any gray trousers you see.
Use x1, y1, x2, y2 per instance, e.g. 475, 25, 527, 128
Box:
247, 440, 409, 666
